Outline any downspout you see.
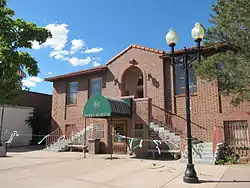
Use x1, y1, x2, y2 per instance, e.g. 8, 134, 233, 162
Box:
164, 59, 168, 110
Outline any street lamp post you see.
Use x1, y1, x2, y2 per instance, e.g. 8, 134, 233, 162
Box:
165, 22, 205, 183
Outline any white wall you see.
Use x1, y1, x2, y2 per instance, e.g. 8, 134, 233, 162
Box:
0, 105, 33, 147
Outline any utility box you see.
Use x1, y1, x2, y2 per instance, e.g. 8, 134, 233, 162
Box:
88, 138, 100, 154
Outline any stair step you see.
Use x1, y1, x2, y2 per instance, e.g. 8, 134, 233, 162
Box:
159, 127, 164, 132
153, 127, 160, 132
164, 130, 170, 134
149, 122, 154, 128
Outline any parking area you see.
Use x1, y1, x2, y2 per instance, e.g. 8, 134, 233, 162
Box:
0, 149, 250, 188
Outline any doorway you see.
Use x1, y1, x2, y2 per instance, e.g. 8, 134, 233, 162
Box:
112, 121, 127, 154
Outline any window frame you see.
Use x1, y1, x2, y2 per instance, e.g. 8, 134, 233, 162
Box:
66, 81, 79, 105
89, 77, 102, 99
224, 120, 249, 147
174, 63, 197, 95
95, 124, 104, 138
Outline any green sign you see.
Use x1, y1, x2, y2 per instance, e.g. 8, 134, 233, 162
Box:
83, 95, 132, 118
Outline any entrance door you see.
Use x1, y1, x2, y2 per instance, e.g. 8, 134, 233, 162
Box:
112, 121, 127, 154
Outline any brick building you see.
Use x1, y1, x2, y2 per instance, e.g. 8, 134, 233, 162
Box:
45, 44, 250, 156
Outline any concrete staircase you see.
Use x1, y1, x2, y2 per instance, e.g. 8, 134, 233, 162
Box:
180, 142, 222, 164
44, 136, 70, 152
148, 122, 222, 164
44, 125, 94, 152
149, 122, 181, 155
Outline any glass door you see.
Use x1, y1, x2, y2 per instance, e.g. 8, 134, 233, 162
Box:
112, 121, 127, 154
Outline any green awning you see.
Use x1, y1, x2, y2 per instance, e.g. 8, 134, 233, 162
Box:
83, 96, 132, 118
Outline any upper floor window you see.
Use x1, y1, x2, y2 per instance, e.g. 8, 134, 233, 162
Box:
67, 82, 78, 105
174, 63, 197, 95
89, 77, 102, 98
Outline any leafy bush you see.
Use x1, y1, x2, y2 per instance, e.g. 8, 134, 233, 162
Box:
215, 159, 225, 165
215, 143, 240, 165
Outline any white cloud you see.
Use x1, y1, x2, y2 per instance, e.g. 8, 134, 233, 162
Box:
92, 57, 101, 61
30, 23, 104, 68
22, 80, 36, 88
83, 47, 103, 53
28, 76, 43, 82
71, 39, 85, 51
32, 24, 69, 51
93, 61, 101, 67
50, 50, 72, 56
48, 72, 52, 75
32, 41, 41, 50
69, 57, 91, 66
22, 76, 43, 88
50, 50, 72, 60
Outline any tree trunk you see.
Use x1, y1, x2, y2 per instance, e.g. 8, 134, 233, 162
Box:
0, 104, 4, 146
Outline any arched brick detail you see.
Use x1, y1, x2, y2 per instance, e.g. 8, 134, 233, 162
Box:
119, 64, 146, 98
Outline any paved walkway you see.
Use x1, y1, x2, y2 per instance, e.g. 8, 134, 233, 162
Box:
0, 150, 249, 188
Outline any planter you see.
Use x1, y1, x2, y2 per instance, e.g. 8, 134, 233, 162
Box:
0, 143, 7, 157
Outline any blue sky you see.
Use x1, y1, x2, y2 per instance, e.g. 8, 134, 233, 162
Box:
8, 0, 216, 95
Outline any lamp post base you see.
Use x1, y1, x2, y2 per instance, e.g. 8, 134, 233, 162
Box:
183, 164, 199, 183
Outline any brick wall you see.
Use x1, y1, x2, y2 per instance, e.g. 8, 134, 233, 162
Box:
51, 47, 166, 129
103, 48, 165, 109
50, 46, 250, 149
171, 62, 250, 142
134, 98, 151, 125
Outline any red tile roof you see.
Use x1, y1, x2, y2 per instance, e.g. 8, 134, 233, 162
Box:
164, 43, 231, 56
44, 66, 106, 81
105, 44, 166, 66
45, 43, 230, 82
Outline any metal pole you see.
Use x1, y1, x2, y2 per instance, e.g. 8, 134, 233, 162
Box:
110, 118, 113, 160
84, 118, 87, 158
183, 47, 198, 183
170, 44, 177, 114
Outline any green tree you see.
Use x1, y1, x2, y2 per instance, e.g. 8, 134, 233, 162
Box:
195, 0, 250, 105
0, 0, 52, 142
25, 110, 51, 145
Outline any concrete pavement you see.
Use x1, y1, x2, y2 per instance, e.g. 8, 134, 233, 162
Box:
0, 150, 249, 188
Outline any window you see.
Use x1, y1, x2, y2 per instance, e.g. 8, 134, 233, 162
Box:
174, 63, 197, 95
135, 123, 144, 138
67, 82, 78, 104
89, 77, 102, 98
95, 124, 104, 138
224, 120, 249, 147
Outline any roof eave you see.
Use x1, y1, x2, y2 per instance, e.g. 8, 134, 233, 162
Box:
159, 43, 232, 59
44, 66, 106, 82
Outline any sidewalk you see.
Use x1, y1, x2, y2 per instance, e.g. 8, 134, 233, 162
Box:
0, 151, 249, 188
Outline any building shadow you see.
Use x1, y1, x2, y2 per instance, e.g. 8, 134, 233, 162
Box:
7, 145, 45, 153
199, 180, 250, 183
104, 157, 120, 160
129, 153, 177, 161
1, 155, 13, 158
